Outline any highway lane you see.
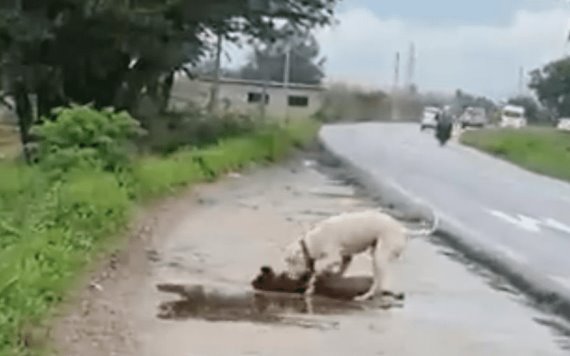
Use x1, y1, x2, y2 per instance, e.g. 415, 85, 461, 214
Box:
320, 123, 570, 293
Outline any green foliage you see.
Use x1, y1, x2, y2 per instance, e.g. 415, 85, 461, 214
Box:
461, 128, 570, 182
0, 117, 320, 356
131, 154, 206, 200
316, 84, 393, 122
530, 58, 570, 117
31, 105, 145, 173
285, 119, 321, 148
0, 0, 338, 154
143, 110, 259, 154
452, 89, 497, 117
237, 26, 326, 85
0, 168, 131, 355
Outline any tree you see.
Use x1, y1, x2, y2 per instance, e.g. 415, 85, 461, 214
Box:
0, 0, 339, 160
507, 95, 552, 124
529, 57, 570, 118
452, 89, 496, 116
238, 28, 326, 85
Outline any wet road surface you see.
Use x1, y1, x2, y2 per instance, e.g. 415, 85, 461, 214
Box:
136, 158, 567, 355
54, 155, 570, 355
321, 123, 570, 301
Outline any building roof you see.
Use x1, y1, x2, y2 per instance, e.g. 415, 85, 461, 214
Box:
198, 76, 324, 92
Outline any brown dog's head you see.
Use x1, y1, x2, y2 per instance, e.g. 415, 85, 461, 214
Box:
251, 266, 310, 294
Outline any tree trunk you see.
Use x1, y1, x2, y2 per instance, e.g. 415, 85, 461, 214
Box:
36, 76, 66, 122
160, 72, 174, 113
13, 80, 34, 162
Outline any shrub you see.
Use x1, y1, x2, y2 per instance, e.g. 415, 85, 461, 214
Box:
31, 105, 145, 173
142, 110, 259, 154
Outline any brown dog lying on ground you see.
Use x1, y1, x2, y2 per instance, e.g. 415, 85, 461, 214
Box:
251, 266, 405, 301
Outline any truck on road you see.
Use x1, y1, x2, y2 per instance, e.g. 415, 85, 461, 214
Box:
500, 105, 527, 129
459, 107, 487, 128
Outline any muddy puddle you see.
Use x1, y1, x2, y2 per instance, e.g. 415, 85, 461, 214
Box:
156, 282, 403, 328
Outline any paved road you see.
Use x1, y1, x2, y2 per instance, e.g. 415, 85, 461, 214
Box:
321, 123, 570, 298
54, 157, 569, 355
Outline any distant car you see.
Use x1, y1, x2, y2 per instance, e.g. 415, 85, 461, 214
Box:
459, 107, 487, 128
420, 107, 441, 130
500, 105, 527, 129
557, 118, 570, 132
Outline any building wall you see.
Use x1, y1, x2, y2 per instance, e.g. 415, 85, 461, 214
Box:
171, 78, 323, 119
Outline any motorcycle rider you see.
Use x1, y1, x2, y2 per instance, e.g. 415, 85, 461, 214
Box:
435, 106, 453, 146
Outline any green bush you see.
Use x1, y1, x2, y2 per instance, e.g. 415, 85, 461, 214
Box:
142, 110, 259, 154
31, 105, 145, 173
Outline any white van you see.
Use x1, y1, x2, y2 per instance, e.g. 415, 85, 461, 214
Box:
500, 105, 527, 129
420, 106, 442, 130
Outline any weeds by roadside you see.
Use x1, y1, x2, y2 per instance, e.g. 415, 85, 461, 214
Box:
460, 128, 570, 182
0, 106, 319, 356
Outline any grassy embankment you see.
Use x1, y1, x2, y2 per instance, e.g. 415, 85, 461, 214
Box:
0, 114, 320, 356
461, 127, 570, 182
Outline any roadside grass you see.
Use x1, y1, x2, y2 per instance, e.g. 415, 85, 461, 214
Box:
0, 118, 320, 356
460, 127, 570, 182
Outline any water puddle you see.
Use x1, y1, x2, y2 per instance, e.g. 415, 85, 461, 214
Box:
156, 283, 401, 328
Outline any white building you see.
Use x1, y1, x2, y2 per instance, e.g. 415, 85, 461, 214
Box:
171, 77, 324, 120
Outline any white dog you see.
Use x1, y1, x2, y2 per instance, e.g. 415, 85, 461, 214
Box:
283, 209, 439, 301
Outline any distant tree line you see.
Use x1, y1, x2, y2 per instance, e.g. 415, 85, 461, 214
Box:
197, 26, 326, 85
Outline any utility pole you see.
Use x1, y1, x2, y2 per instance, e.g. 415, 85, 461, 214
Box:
283, 45, 292, 123
406, 42, 416, 92
393, 51, 401, 92
258, 47, 269, 120
562, 0, 570, 58
208, 32, 223, 114
518, 67, 525, 96
392, 51, 401, 121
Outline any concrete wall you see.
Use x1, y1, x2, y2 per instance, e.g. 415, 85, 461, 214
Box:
171, 78, 323, 119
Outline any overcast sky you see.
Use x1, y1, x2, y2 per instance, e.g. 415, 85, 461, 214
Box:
224, 0, 570, 99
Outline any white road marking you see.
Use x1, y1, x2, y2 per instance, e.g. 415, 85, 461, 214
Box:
487, 209, 570, 236
549, 275, 570, 291
515, 214, 543, 233
487, 210, 541, 233
543, 218, 570, 235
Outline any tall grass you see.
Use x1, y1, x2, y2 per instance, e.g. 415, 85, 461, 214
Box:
0, 119, 320, 356
461, 128, 570, 182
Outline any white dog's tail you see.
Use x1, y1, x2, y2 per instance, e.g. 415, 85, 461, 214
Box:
406, 209, 439, 237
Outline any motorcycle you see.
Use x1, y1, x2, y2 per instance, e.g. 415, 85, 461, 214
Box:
435, 118, 453, 146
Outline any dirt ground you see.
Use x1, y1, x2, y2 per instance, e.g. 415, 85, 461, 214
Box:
52, 154, 570, 356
